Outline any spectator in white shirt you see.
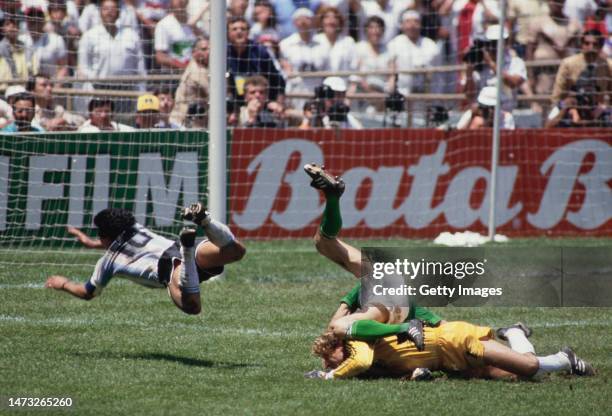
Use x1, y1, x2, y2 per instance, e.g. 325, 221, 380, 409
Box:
22, 7, 68, 79
457, 86, 516, 129
78, 0, 146, 114
279, 7, 327, 109
388, 10, 442, 95
313, 5, 358, 94
79, 98, 135, 132
355, 15, 393, 95
361, 0, 414, 44
78, 0, 146, 80
155, 0, 197, 72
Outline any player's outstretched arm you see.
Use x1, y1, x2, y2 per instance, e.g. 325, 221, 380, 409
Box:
45, 275, 95, 300
67, 226, 104, 249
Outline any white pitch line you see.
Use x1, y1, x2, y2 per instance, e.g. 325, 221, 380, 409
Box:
0, 314, 310, 338
0, 283, 45, 289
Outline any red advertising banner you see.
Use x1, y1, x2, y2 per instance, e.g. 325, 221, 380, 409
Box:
230, 129, 612, 239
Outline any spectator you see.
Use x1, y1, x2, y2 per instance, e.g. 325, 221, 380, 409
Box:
279, 8, 327, 109
48, 0, 81, 74
21, 6, 69, 79
238, 75, 283, 127
155, 0, 197, 72
0, 18, 39, 88
78, 0, 146, 113
78, 0, 140, 34
154, 87, 180, 128
227, 16, 286, 105
355, 16, 393, 95
78, 98, 134, 132
361, 0, 413, 45
188, 0, 210, 35
546, 81, 612, 127
388, 10, 442, 95
464, 24, 527, 111
227, 0, 249, 18
2, 92, 44, 132
137, 0, 169, 71
250, 0, 280, 45
171, 36, 209, 127
508, 0, 548, 58
313, 6, 358, 94
456, 85, 516, 129
298, 99, 316, 129
135, 93, 161, 129
551, 29, 612, 104
0, 85, 25, 129
312, 76, 363, 129
26, 73, 84, 131
526, 0, 581, 95
584, 0, 611, 55
272, 0, 321, 39
564, 0, 598, 24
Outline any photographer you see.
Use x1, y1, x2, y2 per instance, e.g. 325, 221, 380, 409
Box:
463, 24, 527, 111
238, 75, 284, 128
307, 76, 362, 129
457, 86, 515, 130
546, 81, 611, 127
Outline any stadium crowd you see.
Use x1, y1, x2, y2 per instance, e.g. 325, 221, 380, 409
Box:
0, 0, 610, 132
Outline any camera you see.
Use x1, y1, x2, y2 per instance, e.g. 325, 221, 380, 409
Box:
463, 39, 495, 71
328, 101, 349, 123
188, 102, 207, 117
314, 84, 335, 100
385, 91, 405, 113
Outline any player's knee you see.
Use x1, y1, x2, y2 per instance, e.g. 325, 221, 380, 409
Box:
183, 303, 201, 315
525, 355, 539, 376
232, 241, 246, 261
313, 232, 328, 254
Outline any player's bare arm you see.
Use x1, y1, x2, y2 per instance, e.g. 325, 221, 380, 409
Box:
67, 226, 105, 249
45, 275, 95, 300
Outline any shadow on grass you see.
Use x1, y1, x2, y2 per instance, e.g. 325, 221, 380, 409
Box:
72, 351, 262, 369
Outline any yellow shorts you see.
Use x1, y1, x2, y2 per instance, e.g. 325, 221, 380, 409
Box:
433, 321, 494, 372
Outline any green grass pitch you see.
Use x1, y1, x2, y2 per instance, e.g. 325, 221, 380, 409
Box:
1, 238, 610, 415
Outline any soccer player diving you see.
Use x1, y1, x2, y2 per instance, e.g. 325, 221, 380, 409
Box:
304, 163, 446, 351
45, 203, 245, 315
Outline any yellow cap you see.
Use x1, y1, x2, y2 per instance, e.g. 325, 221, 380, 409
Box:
137, 94, 160, 112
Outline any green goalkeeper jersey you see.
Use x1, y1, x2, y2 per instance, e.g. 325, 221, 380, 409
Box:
339, 282, 443, 326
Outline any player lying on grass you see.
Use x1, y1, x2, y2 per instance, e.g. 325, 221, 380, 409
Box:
307, 321, 595, 380
305, 163, 445, 351
45, 204, 245, 315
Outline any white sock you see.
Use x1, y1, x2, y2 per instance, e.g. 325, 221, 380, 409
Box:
505, 328, 535, 355
202, 218, 235, 248
179, 244, 200, 294
536, 353, 571, 377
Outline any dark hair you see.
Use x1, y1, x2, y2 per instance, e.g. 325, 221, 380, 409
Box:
11, 92, 36, 107
228, 15, 249, 28
48, 0, 68, 11
88, 98, 114, 112
93, 208, 136, 240
365, 15, 385, 31
582, 29, 605, 49
254, 0, 277, 28
153, 86, 175, 97
26, 74, 48, 92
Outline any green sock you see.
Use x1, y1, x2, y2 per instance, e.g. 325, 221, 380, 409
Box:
320, 194, 342, 238
347, 320, 409, 341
